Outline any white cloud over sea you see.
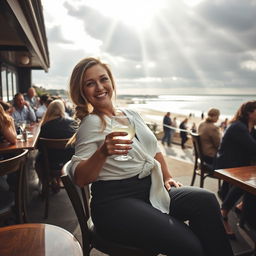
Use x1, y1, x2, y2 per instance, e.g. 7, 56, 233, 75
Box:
33, 0, 256, 95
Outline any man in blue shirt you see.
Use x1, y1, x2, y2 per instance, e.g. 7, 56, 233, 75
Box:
12, 93, 36, 123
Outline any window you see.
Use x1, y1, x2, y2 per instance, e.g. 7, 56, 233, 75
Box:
0, 64, 17, 102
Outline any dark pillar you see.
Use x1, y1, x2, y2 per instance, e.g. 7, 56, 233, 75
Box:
17, 68, 31, 93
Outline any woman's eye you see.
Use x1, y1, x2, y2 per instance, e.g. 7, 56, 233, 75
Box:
101, 77, 108, 82
85, 81, 95, 87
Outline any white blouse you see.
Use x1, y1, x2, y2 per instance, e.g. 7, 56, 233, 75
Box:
69, 109, 170, 213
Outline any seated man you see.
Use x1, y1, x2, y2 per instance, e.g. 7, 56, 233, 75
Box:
24, 87, 40, 111
12, 93, 36, 123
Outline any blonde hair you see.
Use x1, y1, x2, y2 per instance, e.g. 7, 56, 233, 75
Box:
206, 108, 220, 122
0, 104, 13, 129
41, 99, 65, 126
68, 57, 116, 122
67, 57, 116, 145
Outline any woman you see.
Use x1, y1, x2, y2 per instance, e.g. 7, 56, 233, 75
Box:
36, 99, 77, 191
0, 102, 17, 144
179, 118, 188, 149
68, 57, 234, 256
215, 101, 256, 238
198, 108, 221, 165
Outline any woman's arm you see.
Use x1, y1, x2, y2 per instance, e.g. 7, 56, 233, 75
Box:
154, 152, 182, 190
2, 119, 17, 144
74, 131, 133, 187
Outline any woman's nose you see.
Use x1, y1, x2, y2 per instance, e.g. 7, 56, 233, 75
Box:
96, 81, 104, 90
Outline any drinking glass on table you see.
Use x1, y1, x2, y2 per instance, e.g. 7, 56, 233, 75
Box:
111, 114, 135, 161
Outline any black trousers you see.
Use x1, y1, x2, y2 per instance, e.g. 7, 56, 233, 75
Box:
91, 175, 234, 256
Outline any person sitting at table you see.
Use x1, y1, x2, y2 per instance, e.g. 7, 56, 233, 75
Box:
36, 94, 51, 119
11, 93, 36, 123
35, 99, 77, 192
0, 102, 17, 144
215, 100, 256, 238
67, 57, 234, 256
198, 108, 221, 165
24, 87, 40, 112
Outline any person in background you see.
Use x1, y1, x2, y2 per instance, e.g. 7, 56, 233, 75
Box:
24, 87, 39, 111
161, 112, 172, 146
215, 101, 256, 238
179, 118, 188, 149
36, 94, 50, 119
11, 93, 36, 123
220, 118, 229, 132
198, 108, 221, 165
0, 103, 16, 144
67, 57, 233, 256
35, 99, 77, 192
191, 122, 197, 133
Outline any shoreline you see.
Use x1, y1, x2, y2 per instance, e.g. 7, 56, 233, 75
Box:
116, 99, 205, 132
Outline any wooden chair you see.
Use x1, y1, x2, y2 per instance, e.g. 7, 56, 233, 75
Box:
61, 162, 158, 256
0, 149, 29, 224
190, 132, 221, 188
38, 137, 71, 219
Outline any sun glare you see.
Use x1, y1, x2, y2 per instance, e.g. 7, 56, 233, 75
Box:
86, 0, 167, 29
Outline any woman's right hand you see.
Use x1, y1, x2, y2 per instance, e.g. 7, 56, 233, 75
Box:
99, 132, 133, 157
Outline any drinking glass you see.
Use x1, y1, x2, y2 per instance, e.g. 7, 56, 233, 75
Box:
111, 114, 135, 161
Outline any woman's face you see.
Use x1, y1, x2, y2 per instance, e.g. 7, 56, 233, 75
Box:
82, 64, 114, 114
248, 109, 256, 124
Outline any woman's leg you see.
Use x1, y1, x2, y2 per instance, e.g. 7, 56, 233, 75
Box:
221, 186, 244, 235
169, 186, 234, 256
93, 197, 204, 256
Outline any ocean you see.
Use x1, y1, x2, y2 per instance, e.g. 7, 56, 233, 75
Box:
122, 94, 256, 120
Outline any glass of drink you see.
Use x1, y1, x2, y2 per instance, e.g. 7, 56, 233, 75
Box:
111, 114, 135, 161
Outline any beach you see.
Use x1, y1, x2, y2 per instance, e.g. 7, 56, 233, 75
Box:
116, 98, 203, 132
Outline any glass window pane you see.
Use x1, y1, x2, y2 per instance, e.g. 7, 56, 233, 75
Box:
7, 70, 12, 101
1, 67, 7, 102
13, 72, 17, 96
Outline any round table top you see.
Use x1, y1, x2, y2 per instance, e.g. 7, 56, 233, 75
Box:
0, 223, 83, 256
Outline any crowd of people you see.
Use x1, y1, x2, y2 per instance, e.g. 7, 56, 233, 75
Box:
0, 88, 77, 196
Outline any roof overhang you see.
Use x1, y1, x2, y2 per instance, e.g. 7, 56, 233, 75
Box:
0, 0, 50, 71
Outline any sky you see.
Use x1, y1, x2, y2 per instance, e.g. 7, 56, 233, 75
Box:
33, 0, 256, 95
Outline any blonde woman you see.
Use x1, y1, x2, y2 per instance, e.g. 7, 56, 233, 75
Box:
36, 100, 77, 191
67, 57, 234, 256
0, 103, 17, 144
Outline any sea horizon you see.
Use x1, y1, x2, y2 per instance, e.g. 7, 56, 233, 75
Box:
117, 93, 256, 119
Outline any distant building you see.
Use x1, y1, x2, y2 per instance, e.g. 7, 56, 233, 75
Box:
0, 0, 49, 102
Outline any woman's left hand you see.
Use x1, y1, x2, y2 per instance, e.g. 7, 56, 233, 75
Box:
164, 178, 183, 191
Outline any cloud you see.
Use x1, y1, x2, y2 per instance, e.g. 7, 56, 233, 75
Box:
33, 0, 256, 94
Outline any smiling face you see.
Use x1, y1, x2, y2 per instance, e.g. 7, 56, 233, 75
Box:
82, 64, 114, 115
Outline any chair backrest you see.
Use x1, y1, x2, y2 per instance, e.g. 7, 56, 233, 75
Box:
38, 137, 71, 170
61, 162, 92, 255
190, 132, 204, 164
0, 149, 28, 176
38, 137, 70, 150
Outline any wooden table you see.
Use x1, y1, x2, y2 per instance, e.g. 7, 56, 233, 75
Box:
214, 165, 256, 196
0, 223, 83, 256
0, 122, 41, 153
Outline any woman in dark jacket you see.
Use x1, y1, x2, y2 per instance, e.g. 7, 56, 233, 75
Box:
36, 99, 77, 191
215, 100, 256, 238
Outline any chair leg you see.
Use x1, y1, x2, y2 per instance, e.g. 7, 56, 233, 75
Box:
43, 173, 49, 219
200, 174, 204, 188
190, 168, 197, 186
